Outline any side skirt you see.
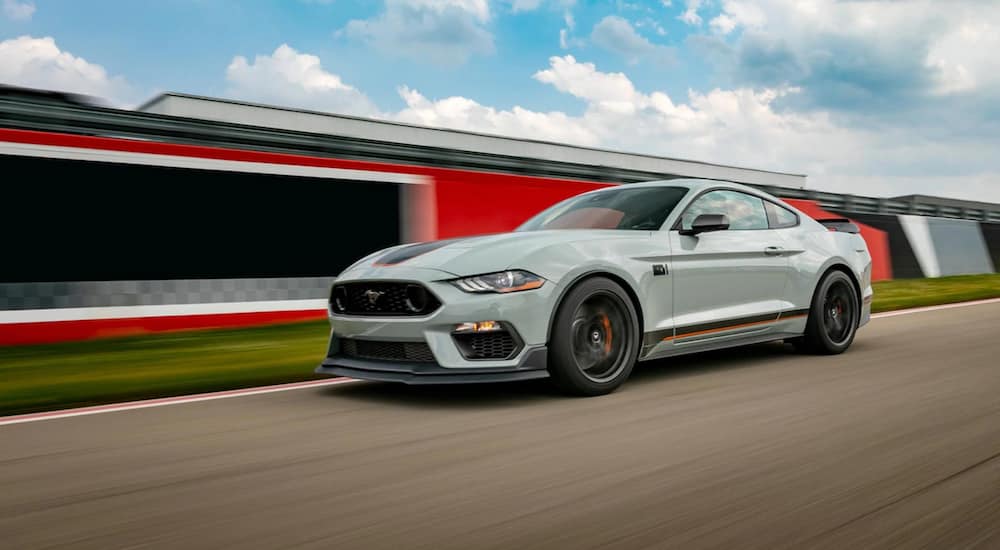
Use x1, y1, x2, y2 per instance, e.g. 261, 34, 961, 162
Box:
638, 330, 801, 362
640, 308, 810, 360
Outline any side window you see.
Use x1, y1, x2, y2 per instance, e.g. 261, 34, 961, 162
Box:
680, 190, 769, 230
764, 201, 799, 229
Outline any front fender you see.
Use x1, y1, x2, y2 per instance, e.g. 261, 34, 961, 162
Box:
542, 265, 648, 342
519, 235, 666, 342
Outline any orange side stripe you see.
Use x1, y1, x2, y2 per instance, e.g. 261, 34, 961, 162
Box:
662, 313, 806, 342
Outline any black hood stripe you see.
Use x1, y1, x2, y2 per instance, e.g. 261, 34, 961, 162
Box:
374, 238, 466, 266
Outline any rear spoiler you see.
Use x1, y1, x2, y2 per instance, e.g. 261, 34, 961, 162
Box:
816, 218, 860, 234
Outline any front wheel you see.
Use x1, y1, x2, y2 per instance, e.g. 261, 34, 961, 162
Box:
793, 270, 859, 355
548, 277, 640, 396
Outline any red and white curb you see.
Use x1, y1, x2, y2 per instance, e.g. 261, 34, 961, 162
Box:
0, 378, 358, 427
3, 297, 1000, 427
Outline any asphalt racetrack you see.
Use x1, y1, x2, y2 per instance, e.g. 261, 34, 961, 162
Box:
2, 302, 999, 549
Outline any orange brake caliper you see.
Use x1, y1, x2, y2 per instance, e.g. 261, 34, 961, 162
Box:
600, 313, 613, 354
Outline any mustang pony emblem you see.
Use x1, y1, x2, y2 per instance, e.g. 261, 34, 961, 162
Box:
364, 289, 385, 305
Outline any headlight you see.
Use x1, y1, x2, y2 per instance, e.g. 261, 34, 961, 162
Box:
450, 270, 545, 293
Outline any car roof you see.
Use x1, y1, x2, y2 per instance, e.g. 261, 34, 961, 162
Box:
594, 178, 763, 195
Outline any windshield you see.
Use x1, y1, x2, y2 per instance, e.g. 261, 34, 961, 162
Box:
517, 186, 689, 231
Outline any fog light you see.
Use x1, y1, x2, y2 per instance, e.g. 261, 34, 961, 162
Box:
455, 321, 503, 333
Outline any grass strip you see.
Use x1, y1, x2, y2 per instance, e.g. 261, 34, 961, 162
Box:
871, 273, 1000, 313
2, 274, 999, 416
0, 321, 329, 416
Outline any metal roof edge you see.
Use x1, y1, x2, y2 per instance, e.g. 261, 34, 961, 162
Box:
137, 92, 807, 180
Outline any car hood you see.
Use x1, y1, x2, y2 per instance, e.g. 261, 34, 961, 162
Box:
340, 230, 647, 279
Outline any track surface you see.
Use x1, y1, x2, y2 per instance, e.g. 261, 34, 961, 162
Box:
2, 303, 1000, 549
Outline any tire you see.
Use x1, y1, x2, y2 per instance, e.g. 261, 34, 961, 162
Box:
548, 277, 641, 396
794, 270, 859, 355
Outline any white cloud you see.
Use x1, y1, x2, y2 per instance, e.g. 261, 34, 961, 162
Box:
525, 56, 848, 173
700, 0, 1000, 104
927, 18, 1000, 95
591, 16, 674, 65
2, 0, 34, 21
342, 0, 494, 65
559, 7, 582, 50
512, 0, 576, 10
0, 36, 131, 103
677, 0, 703, 25
534, 55, 638, 105
709, 1, 766, 35
395, 85, 597, 145
407, 0, 489, 20
225, 44, 380, 116
635, 17, 667, 37
709, 14, 736, 35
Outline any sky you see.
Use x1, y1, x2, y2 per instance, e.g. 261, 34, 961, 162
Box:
1, 0, 999, 202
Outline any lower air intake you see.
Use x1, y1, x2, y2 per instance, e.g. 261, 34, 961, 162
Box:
338, 338, 436, 363
453, 331, 520, 360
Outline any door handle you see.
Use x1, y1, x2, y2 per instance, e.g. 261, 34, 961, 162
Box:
764, 246, 784, 256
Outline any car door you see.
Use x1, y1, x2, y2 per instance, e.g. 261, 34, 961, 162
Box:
665, 189, 790, 344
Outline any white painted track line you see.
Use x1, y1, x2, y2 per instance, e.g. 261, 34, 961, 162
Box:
871, 297, 1000, 319
0, 378, 358, 427
3, 297, 999, 426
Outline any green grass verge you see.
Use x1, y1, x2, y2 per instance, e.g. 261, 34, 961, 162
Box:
0, 321, 329, 417
871, 273, 1000, 313
2, 273, 999, 416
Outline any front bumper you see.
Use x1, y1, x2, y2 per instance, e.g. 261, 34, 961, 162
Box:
315, 266, 559, 383
315, 346, 549, 384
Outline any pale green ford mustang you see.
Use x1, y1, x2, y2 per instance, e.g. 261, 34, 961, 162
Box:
316, 179, 873, 396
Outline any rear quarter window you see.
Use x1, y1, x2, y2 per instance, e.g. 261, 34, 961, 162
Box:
764, 201, 799, 229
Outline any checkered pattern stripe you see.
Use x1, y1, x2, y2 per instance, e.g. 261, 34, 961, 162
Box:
0, 277, 337, 311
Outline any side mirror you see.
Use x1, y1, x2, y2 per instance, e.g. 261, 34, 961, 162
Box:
679, 214, 730, 236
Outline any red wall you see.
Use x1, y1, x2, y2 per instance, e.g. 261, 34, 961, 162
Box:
0, 311, 325, 346
433, 173, 610, 238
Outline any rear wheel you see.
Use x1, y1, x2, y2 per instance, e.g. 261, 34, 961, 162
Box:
794, 270, 859, 355
548, 277, 640, 396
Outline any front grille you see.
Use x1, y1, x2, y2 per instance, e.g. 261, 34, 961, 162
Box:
453, 331, 520, 360
338, 338, 436, 363
331, 282, 441, 316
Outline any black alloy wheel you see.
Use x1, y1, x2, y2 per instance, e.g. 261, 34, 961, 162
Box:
793, 269, 860, 355
822, 279, 856, 346
549, 277, 640, 396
